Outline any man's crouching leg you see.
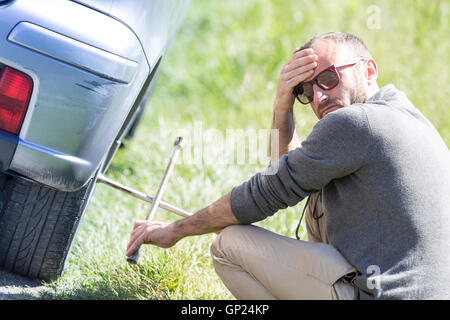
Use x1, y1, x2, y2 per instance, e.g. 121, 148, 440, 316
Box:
210, 225, 276, 300
210, 225, 357, 300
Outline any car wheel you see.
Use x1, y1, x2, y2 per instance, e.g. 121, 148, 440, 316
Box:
0, 170, 98, 281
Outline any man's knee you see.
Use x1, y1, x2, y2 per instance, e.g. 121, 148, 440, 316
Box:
219, 224, 249, 238
212, 225, 245, 251
210, 224, 252, 262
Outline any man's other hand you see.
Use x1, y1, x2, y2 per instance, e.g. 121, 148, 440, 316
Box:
126, 220, 180, 256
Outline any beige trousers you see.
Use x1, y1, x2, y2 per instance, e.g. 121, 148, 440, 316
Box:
210, 191, 357, 300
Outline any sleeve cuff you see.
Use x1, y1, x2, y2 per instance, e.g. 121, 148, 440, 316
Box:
230, 175, 273, 225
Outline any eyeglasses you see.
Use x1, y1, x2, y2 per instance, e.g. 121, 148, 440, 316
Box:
292, 58, 365, 105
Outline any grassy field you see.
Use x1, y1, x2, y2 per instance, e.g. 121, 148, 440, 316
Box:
40, 0, 449, 299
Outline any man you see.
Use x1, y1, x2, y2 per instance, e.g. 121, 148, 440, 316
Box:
126, 32, 450, 299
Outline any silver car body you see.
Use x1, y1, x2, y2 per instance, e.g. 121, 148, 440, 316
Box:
0, 0, 189, 191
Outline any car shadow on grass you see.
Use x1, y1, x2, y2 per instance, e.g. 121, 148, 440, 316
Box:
39, 263, 179, 300
0, 268, 48, 300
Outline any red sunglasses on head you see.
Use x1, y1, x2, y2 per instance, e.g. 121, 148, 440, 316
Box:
293, 58, 366, 104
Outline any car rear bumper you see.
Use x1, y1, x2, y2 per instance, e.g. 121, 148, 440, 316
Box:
0, 0, 151, 191
0, 130, 18, 172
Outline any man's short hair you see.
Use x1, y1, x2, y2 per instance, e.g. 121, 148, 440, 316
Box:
299, 32, 372, 60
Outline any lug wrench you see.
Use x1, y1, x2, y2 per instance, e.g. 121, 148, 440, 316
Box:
127, 136, 184, 264
96, 175, 192, 218
96, 137, 189, 264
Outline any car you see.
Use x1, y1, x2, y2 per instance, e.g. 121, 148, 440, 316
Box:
0, 0, 190, 281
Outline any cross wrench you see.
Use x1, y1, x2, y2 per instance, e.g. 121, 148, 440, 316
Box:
96, 174, 192, 218
96, 136, 187, 264
125, 136, 185, 264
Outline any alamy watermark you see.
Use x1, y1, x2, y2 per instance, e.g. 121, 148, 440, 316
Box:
167, 121, 280, 175
366, 5, 381, 30
366, 264, 381, 290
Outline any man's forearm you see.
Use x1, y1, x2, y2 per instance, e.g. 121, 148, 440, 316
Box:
172, 192, 240, 240
270, 108, 302, 163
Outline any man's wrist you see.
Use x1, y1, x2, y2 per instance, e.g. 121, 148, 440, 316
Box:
273, 106, 293, 115
170, 219, 188, 243
273, 93, 295, 111
273, 103, 293, 112
272, 107, 295, 130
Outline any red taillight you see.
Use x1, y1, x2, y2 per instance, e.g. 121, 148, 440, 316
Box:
0, 66, 33, 135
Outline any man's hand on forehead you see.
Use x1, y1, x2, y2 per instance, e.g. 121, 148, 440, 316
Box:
273, 48, 318, 111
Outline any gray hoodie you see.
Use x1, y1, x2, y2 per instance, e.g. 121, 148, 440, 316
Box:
230, 84, 450, 299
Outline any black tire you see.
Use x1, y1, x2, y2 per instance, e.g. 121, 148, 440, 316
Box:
0, 172, 98, 281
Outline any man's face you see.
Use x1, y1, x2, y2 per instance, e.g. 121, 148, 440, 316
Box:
304, 41, 369, 120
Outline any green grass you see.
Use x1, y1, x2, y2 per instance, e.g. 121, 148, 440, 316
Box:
39, 0, 449, 299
